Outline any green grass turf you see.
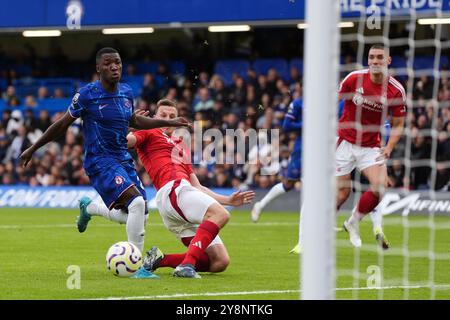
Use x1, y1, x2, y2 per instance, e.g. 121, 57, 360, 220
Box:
0, 208, 449, 300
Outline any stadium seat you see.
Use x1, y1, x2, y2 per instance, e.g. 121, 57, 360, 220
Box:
123, 75, 144, 97
413, 56, 434, 70
0, 78, 7, 91
169, 61, 186, 75
214, 59, 250, 85
289, 58, 303, 76
252, 58, 289, 81
37, 98, 72, 115
0, 99, 7, 112
41, 78, 76, 97
135, 62, 159, 74
390, 55, 407, 69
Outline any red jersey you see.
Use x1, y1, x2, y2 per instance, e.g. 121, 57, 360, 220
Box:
338, 69, 406, 147
133, 128, 193, 190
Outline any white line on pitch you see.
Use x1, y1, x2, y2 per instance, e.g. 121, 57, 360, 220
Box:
0, 221, 295, 229
90, 284, 450, 300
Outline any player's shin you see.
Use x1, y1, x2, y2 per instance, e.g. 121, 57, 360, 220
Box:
352, 190, 380, 222
126, 196, 146, 253
87, 200, 128, 224
180, 220, 219, 267
258, 182, 288, 210
370, 206, 383, 233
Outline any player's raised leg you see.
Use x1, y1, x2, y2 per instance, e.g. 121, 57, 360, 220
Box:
77, 196, 129, 232
344, 163, 386, 248
251, 179, 295, 222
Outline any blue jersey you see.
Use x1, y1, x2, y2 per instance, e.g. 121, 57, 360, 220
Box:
68, 80, 134, 175
282, 98, 302, 180
282, 98, 302, 153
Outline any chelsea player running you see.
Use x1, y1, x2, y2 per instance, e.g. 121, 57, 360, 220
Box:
20, 48, 189, 278
251, 97, 303, 223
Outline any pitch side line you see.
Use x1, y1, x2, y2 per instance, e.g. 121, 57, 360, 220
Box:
0, 222, 295, 229
91, 284, 450, 300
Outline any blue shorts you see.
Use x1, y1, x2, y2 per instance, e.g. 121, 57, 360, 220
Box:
87, 158, 147, 210
283, 149, 301, 181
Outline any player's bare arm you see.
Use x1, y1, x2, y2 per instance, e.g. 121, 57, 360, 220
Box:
20, 111, 76, 167
189, 173, 255, 206
378, 116, 405, 160
126, 133, 137, 149
129, 113, 191, 130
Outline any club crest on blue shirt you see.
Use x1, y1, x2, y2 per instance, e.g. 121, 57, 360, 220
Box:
124, 99, 132, 109
115, 175, 124, 185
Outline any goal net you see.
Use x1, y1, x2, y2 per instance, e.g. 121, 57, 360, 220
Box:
301, 0, 450, 299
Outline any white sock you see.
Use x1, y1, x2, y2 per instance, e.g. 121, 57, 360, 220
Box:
370, 206, 383, 233
350, 205, 364, 222
86, 200, 128, 224
258, 182, 287, 210
126, 196, 146, 253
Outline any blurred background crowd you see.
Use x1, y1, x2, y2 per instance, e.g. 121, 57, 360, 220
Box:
1, 36, 449, 191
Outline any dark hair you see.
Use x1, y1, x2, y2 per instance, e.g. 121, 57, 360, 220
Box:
96, 47, 119, 64
369, 44, 389, 55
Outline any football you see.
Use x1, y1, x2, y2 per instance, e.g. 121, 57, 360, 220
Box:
106, 241, 142, 277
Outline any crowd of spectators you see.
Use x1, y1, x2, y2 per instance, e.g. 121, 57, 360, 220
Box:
1, 57, 450, 191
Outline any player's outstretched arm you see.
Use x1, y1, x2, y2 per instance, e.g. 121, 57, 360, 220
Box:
129, 113, 191, 130
189, 173, 255, 206
20, 111, 76, 167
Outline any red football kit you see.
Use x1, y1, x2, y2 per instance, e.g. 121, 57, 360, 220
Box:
132, 128, 193, 190
338, 69, 406, 147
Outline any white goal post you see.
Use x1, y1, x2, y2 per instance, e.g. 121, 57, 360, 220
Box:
300, 0, 340, 299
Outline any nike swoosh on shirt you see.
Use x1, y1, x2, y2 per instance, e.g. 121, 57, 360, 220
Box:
99, 104, 108, 110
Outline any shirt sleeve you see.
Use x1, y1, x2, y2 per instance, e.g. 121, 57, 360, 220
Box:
185, 163, 194, 175
390, 91, 407, 117
133, 130, 150, 148
282, 102, 302, 132
68, 92, 86, 118
338, 74, 353, 94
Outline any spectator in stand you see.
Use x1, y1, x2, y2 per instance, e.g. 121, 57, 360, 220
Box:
37, 110, 52, 132
228, 76, 246, 109
53, 88, 65, 98
24, 95, 38, 108
37, 86, 49, 99
193, 86, 214, 112
141, 73, 160, 104
2, 85, 19, 105
209, 75, 228, 106
289, 66, 301, 85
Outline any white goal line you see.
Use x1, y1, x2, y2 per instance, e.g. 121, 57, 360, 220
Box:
89, 284, 450, 300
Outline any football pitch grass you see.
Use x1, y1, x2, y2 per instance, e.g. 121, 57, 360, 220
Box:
1, 208, 450, 300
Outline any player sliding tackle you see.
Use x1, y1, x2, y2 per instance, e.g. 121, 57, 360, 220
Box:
127, 99, 255, 278
338, 44, 405, 248
20, 48, 190, 279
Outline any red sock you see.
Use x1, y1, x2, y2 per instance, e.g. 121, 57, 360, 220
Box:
159, 253, 185, 268
159, 252, 211, 271
357, 190, 380, 215
181, 220, 220, 267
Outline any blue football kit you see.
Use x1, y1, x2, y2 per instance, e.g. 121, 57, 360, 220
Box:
68, 80, 146, 209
